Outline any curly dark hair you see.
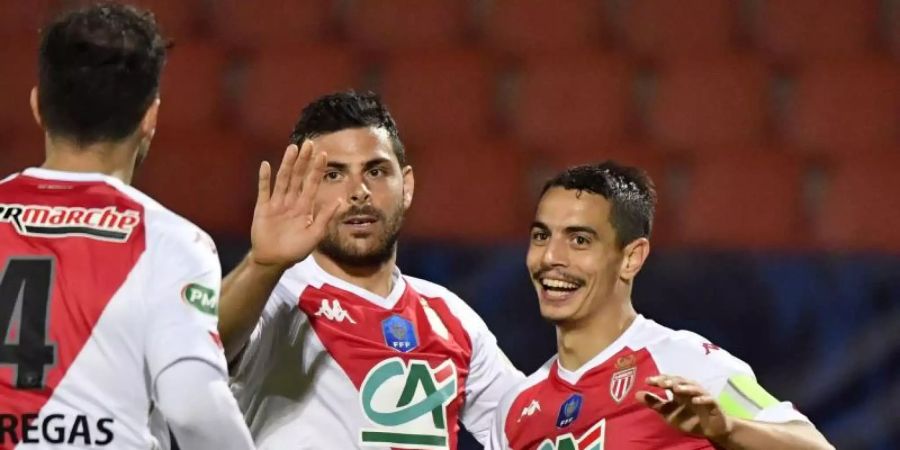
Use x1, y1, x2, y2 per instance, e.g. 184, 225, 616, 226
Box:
37, 2, 167, 144
541, 161, 657, 248
288, 91, 407, 167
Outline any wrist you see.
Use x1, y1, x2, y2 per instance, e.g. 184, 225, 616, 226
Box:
246, 250, 293, 275
709, 416, 739, 447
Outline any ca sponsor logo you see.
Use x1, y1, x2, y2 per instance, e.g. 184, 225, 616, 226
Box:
0, 203, 140, 242
359, 357, 458, 449
181, 283, 217, 315
314, 299, 356, 324
538, 419, 606, 450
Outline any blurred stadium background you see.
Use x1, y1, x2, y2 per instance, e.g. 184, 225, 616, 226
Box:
1, 1, 899, 448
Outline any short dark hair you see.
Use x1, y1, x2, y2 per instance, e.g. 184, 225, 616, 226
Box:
541, 161, 657, 248
38, 3, 167, 145
289, 91, 407, 167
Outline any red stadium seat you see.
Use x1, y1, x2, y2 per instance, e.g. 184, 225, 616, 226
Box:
211, 0, 335, 49
752, 0, 880, 64
0, 1, 58, 40
784, 60, 900, 153
236, 45, 362, 146
158, 41, 228, 130
379, 49, 497, 142
615, 0, 738, 62
345, 0, 471, 51
678, 151, 808, 249
483, 0, 606, 57
647, 58, 771, 148
136, 128, 256, 237
0, 45, 40, 137
513, 53, 634, 148
815, 155, 900, 252
0, 131, 45, 177
404, 139, 531, 242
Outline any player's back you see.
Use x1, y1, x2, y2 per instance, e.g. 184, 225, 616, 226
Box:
0, 168, 224, 449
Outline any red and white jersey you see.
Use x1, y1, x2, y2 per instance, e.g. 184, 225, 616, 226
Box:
489, 315, 809, 450
0, 168, 226, 449
230, 256, 524, 449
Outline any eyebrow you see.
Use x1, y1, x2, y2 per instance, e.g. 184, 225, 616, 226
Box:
530, 221, 599, 237
326, 158, 392, 172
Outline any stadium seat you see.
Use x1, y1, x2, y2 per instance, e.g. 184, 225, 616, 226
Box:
784, 60, 900, 153
158, 41, 228, 130
512, 53, 634, 148
403, 139, 531, 242
482, 0, 606, 57
0, 130, 45, 177
614, 0, 738, 62
752, 0, 880, 64
678, 151, 808, 249
345, 0, 471, 51
0, 45, 40, 137
0, 0, 58, 40
211, 0, 335, 49
136, 128, 256, 237
378, 49, 497, 142
815, 154, 900, 252
647, 58, 771, 148
235, 45, 362, 146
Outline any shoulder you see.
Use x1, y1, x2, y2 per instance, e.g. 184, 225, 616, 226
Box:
405, 275, 487, 331
639, 318, 753, 383
498, 357, 555, 421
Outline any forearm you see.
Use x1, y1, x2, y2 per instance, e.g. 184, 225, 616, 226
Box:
713, 419, 834, 450
218, 252, 286, 361
154, 359, 254, 449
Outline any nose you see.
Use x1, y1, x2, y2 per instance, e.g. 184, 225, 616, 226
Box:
348, 175, 371, 206
541, 236, 569, 269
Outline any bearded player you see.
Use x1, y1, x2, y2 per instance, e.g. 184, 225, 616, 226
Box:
488, 163, 834, 449
0, 4, 254, 449
219, 91, 524, 449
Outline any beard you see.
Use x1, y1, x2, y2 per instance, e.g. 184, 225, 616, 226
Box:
317, 202, 405, 268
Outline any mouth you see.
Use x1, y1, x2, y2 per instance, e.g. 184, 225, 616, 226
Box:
536, 276, 584, 303
341, 215, 379, 232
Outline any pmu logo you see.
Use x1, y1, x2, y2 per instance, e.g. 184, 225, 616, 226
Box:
359, 357, 458, 449
538, 419, 607, 450
0, 203, 140, 242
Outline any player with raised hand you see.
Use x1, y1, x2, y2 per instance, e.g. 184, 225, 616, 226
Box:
220, 91, 523, 449
488, 162, 834, 449
0, 4, 253, 449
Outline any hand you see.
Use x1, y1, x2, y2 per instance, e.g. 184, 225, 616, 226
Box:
636, 375, 734, 442
249, 142, 341, 269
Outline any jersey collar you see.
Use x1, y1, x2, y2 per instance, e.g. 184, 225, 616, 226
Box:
555, 314, 646, 386
299, 255, 407, 310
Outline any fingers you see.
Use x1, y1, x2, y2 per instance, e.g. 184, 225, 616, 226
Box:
310, 198, 343, 233
271, 145, 299, 206
294, 150, 328, 215
256, 161, 272, 207
287, 141, 313, 200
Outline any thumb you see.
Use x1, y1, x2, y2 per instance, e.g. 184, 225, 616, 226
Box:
311, 198, 342, 232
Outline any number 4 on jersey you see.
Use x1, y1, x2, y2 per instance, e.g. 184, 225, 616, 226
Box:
0, 257, 57, 389
539, 419, 606, 450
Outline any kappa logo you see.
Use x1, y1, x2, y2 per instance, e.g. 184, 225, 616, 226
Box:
314, 299, 356, 324
0, 203, 140, 242
518, 400, 542, 422
538, 419, 607, 450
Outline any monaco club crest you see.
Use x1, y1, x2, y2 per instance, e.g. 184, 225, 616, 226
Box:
609, 354, 637, 403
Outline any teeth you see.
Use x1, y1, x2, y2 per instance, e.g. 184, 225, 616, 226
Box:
541, 279, 579, 290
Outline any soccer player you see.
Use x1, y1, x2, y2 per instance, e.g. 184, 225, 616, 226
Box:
0, 4, 254, 449
488, 163, 834, 449
220, 91, 524, 449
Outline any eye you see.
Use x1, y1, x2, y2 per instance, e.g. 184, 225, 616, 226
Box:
368, 168, 385, 177
573, 235, 591, 247
324, 171, 342, 181
531, 230, 549, 242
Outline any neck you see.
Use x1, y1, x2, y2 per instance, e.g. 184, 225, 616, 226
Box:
41, 134, 140, 184
312, 251, 397, 298
556, 297, 637, 372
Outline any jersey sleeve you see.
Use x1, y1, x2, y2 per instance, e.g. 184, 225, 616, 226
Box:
485, 383, 518, 450
143, 223, 227, 387
443, 293, 525, 445
229, 282, 294, 381
651, 331, 810, 424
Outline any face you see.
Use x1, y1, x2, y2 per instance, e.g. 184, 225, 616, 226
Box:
312, 127, 413, 268
526, 187, 629, 326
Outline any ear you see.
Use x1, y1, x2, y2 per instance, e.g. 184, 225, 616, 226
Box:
401, 165, 414, 210
619, 237, 650, 281
139, 97, 161, 140
30, 87, 42, 127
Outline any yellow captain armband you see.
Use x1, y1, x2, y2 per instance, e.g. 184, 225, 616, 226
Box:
716, 374, 780, 420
